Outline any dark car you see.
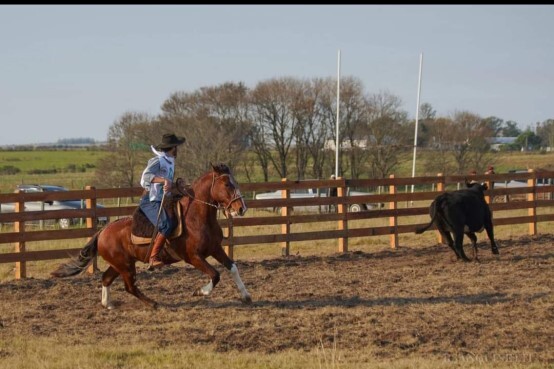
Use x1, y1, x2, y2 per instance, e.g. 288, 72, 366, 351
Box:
1, 184, 108, 229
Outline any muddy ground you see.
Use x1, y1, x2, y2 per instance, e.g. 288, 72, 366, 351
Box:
0, 234, 552, 364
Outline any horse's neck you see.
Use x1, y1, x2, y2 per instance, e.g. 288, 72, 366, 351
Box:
191, 174, 213, 203
180, 174, 217, 219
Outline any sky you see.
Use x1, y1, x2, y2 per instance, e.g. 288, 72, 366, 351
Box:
1, 5, 553, 146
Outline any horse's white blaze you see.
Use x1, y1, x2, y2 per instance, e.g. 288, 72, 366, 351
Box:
200, 280, 214, 296
230, 264, 250, 300
237, 189, 248, 213
101, 285, 114, 310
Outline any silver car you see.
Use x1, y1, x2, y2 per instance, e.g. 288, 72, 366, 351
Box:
254, 187, 382, 213
1, 184, 108, 229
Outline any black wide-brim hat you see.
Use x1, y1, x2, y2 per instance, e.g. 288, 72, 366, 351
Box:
155, 133, 186, 150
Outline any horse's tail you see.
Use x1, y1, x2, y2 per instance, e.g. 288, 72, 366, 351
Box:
51, 231, 100, 277
415, 196, 442, 234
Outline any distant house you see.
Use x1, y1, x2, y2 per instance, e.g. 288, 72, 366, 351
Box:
324, 139, 368, 151
487, 137, 517, 151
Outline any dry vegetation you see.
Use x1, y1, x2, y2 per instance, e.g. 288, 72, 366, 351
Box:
0, 232, 551, 369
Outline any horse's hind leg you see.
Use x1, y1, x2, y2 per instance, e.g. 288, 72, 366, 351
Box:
101, 266, 120, 310
119, 264, 158, 309
189, 255, 220, 297
211, 247, 252, 304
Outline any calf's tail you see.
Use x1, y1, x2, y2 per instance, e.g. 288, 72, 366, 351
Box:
415, 197, 442, 234
51, 232, 100, 277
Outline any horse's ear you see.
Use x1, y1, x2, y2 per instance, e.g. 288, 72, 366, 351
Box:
209, 161, 215, 170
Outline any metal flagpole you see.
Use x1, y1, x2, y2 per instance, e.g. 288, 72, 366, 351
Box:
335, 49, 341, 178
410, 52, 423, 205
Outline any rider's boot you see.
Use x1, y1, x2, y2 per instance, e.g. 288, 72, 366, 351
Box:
148, 233, 167, 270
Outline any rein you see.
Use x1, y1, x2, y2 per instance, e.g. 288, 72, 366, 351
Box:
175, 172, 244, 214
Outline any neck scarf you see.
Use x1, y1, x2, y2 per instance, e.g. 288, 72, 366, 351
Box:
151, 145, 175, 165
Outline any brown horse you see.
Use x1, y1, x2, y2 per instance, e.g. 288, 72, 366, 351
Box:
51, 163, 251, 309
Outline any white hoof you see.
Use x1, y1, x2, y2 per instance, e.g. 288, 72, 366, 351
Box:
102, 302, 115, 310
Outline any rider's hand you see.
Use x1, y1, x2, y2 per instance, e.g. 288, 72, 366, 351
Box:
163, 179, 172, 193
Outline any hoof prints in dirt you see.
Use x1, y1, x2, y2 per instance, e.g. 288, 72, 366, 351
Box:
0, 235, 552, 362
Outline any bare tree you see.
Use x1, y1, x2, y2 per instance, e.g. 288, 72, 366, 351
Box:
307, 78, 332, 179
247, 124, 271, 181
423, 117, 457, 175
415, 102, 436, 147
158, 82, 251, 180
318, 77, 369, 178
289, 78, 331, 179
94, 112, 154, 188
536, 119, 554, 150
250, 78, 297, 179
445, 111, 495, 174
365, 91, 410, 178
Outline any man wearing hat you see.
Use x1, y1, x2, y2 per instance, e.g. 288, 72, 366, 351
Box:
139, 133, 186, 269
485, 165, 495, 189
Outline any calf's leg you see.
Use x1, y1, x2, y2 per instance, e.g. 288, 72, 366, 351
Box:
465, 232, 479, 261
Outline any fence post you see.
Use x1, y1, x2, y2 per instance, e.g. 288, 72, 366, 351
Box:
389, 174, 398, 249
280, 178, 290, 256
14, 190, 26, 279
337, 177, 348, 252
484, 179, 493, 205
527, 169, 537, 236
85, 186, 98, 274
436, 173, 446, 245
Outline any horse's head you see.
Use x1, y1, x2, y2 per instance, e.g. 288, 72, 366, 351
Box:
210, 163, 248, 217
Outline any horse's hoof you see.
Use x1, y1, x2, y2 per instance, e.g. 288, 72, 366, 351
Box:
492, 249, 500, 255
192, 288, 202, 297
102, 303, 115, 310
241, 295, 252, 305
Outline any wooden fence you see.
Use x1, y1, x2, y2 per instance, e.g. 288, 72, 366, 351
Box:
1, 169, 554, 279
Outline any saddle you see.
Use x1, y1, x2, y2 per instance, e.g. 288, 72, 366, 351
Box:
130, 196, 184, 245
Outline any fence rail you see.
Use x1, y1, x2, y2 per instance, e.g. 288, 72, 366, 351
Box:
1, 170, 554, 279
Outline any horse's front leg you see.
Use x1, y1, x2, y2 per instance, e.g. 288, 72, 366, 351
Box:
228, 263, 252, 304
211, 247, 252, 304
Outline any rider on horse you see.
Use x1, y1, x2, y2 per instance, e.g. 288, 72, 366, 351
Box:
139, 133, 186, 270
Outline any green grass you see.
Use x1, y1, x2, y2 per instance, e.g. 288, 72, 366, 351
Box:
0, 335, 545, 369
0, 149, 106, 172
0, 150, 108, 193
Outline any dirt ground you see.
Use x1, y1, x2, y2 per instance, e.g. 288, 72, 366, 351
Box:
0, 234, 552, 365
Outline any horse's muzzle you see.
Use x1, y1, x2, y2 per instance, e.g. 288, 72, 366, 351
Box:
238, 206, 247, 216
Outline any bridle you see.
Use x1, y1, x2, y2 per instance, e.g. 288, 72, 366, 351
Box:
175, 172, 244, 215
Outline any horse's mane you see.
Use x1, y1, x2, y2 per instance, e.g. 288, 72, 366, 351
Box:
189, 163, 231, 187
212, 163, 231, 175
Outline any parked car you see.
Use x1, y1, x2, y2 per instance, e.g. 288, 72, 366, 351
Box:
254, 187, 383, 213
490, 170, 554, 201
493, 169, 554, 189
0, 184, 108, 229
